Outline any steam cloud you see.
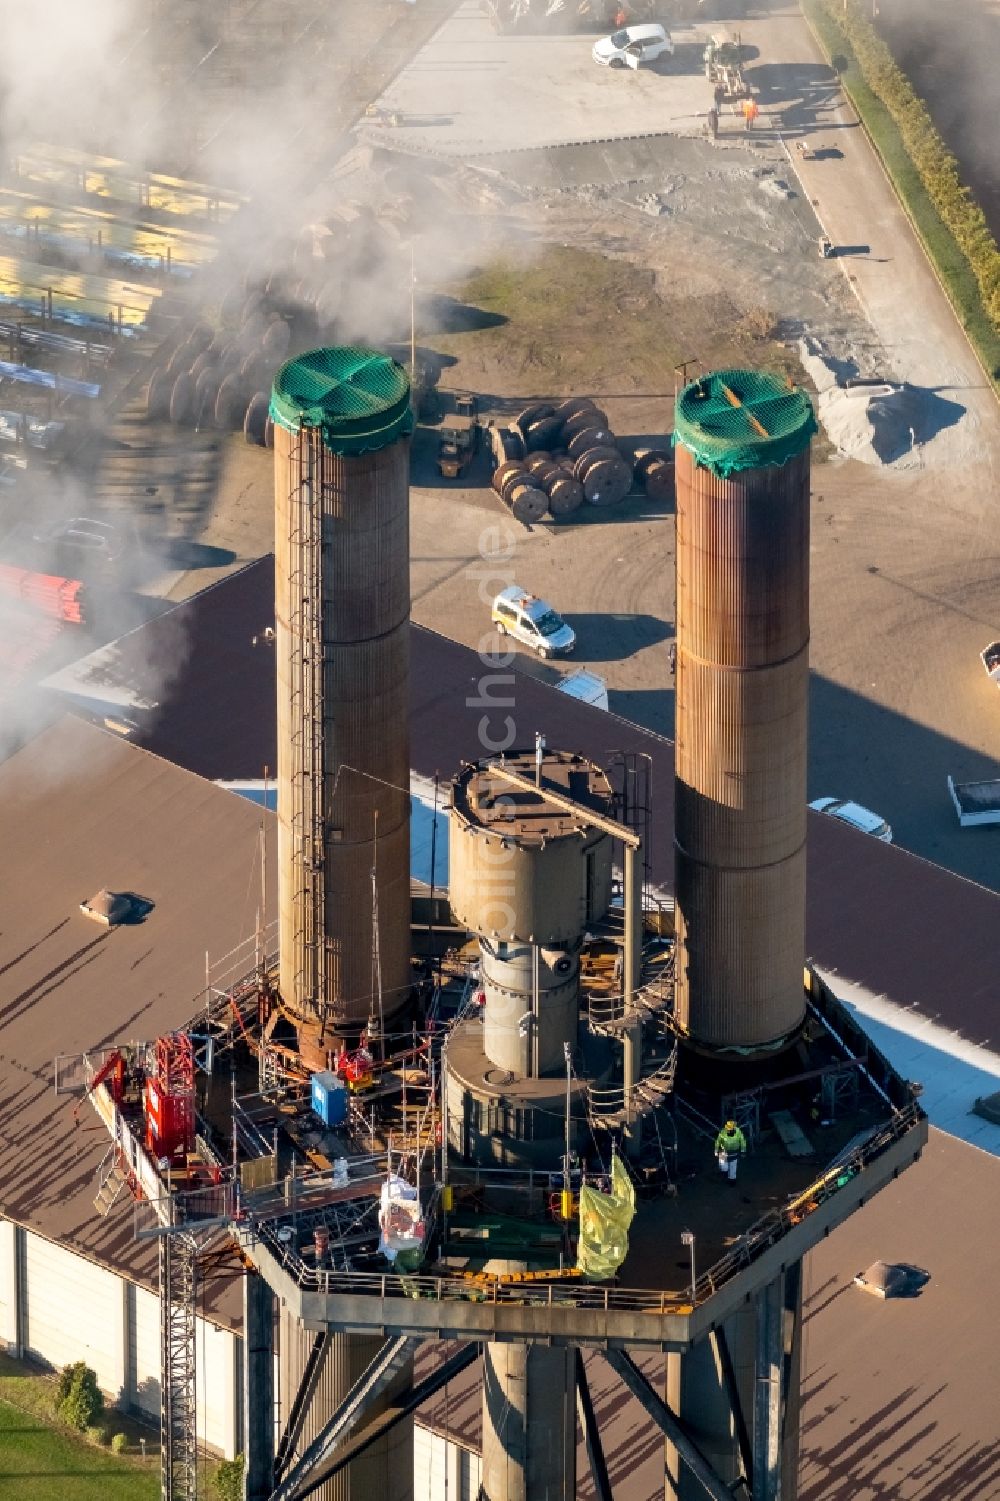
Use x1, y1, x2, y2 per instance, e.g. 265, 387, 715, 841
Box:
0, 1, 493, 767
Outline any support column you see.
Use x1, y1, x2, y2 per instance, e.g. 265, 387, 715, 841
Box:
753, 1277, 784, 1501
244, 1271, 275, 1501
665, 1304, 755, 1499
780, 1265, 803, 1501
481, 1344, 576, 1501
279, 1316, 412, 1501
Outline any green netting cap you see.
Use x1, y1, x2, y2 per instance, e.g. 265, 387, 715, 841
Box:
672, 368, 816, 478
270, 346, 413, 455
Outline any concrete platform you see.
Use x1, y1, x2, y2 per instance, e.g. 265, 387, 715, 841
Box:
368, 1, 715, 158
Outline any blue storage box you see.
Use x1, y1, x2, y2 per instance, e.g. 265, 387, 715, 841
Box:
311, 1070, 348, 1127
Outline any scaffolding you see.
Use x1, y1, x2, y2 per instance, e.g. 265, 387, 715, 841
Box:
160, 1230, 199, 1501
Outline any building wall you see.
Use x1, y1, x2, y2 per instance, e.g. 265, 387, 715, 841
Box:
0, 1220, 238, 1457
0, 1219, 476, 1486
0, 1219, 20, 1352
414, 1426, 480, 1501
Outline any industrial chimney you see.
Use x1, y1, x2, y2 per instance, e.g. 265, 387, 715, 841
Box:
271, 347, 413, 1069
672, 369, 817, 1052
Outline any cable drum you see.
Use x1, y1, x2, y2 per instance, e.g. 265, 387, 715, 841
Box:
244, 391, 270, 446
506, 482, 548, 524
493, 460, 528, 499
580, 453, 632, 507
169, 371, 195, 425
525, 414, 563, 452
214, 372, 246, 430
546, 475, 584, 518
146, 368, 170, 421
572, 444, 619, 482
566, 424, 613, 459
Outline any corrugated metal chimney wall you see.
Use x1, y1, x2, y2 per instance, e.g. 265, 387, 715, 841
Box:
272, 349, 413, 1068
672, 371, 815, 1051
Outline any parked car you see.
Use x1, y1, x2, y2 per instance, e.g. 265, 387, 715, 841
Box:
809, 797, 892, 843
32, 516, 123, 568
491, 586, 575, 659
592, 24, 674, 69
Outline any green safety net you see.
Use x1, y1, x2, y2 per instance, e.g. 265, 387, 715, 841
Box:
576, 1155, 636, 1281
269, 346, 413, 455
672, 368, 817, 478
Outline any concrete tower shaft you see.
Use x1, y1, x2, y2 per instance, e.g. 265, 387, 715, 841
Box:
672, 371, 817, 1051
272, 348, 413, 1067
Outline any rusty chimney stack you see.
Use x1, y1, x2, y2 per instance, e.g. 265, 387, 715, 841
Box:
271, 347, 413, 1069
672, 369, 817, 1052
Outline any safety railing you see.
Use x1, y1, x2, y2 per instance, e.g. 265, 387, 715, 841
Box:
254, 1099, 924, 1316
692, 1100, 924, 1302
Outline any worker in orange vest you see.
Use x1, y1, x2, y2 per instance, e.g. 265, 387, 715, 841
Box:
742, 97, 759, 132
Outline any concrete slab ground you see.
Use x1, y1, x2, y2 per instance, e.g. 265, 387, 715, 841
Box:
371, 0, 715, 156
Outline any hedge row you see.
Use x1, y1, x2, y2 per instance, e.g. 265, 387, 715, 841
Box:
819, 0, 1000, 334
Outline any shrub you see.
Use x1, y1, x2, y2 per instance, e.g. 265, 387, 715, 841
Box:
86, 1424, 107, 1446
214, 1454, 246, 1501
56, 1362, 105, 1432
818, 0, 1000, 335
213, 1454, 245, 1501
110, 1431, 129, 1454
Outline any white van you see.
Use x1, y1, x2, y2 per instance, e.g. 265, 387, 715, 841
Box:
556, 669, 609, 712
491, 585, 576, 659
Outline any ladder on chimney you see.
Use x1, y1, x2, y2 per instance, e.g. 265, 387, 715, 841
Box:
286, 425, 328, 1023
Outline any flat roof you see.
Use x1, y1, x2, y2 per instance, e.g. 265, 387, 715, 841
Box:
40, 557, 1000, 1054
414, 1129, 1000, 1499
0, 716, 276, 1328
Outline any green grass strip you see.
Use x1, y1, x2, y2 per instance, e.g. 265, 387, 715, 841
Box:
0, 1399, 159, 1501
801, 0, 1000, 387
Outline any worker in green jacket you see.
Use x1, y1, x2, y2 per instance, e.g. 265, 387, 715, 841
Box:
715, 1120, 747, 1182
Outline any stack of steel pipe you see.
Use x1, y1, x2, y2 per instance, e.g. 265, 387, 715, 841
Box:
490, 396, 634, 521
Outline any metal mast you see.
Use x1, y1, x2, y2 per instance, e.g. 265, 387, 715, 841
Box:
159, 1230, 199, 1501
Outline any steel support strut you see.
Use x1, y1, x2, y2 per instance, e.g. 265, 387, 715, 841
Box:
712, 1327, 753, 1487
298, 1343, 480, 1500
273, 1333, 329, 1480
244, 1271, 276, 1501
602, 1350, 732, 1501
269, 1334, 420, 1501
576, 1351, 613, 1501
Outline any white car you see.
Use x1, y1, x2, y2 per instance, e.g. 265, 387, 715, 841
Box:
809, 797, 893, 843
492, 585, 576, 659
592, 24, 674, 69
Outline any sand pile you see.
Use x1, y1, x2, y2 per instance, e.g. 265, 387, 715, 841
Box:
798, 338, 972, 468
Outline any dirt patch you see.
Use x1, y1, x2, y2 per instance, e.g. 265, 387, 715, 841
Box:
422, 244, 803, 406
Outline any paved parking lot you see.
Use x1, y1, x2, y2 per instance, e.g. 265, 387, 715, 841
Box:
372, 1, 715, 155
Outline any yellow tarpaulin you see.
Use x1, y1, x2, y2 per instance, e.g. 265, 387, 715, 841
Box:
576, 1156, 636, 1280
